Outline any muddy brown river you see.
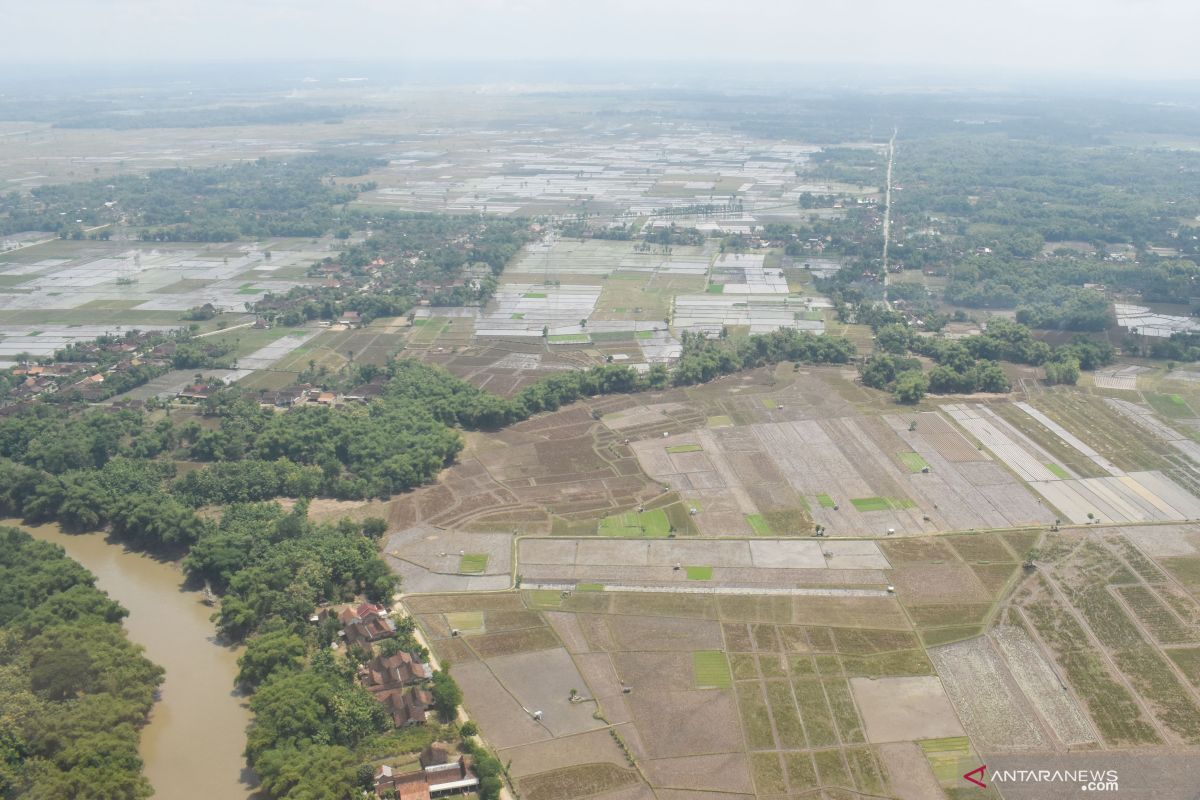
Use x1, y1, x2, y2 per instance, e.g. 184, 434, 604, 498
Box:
16, 521, 256, 799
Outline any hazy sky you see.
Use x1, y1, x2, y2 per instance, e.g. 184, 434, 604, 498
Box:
2, 0, 1198, 80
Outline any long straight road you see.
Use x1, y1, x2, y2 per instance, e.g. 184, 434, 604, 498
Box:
881, 127, 898, 301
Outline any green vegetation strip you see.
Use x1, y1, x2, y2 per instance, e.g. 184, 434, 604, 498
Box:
816, 493, 837, 509
598, 508, 671, 538
526, 590, 563, 609
1045, 462, 1070, 479
445, 611, 484, 631
850, 496, 915, 512
666, 443, 703, 453
745, 514, 773, 536
459, 553, 489, 573
693, 650, 732, 688
919, 737, 974, 784
898, 452, 930, 472
685, 565, 713, 581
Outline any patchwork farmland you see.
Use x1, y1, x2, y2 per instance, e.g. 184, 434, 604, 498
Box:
384, 356, 1200, 799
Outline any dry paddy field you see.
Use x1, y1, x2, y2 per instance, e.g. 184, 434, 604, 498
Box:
623, 386, 1061, 537
943, 401, 1200, 524
382, 370, 1200, 798
405, 588, 971, 799
517, 537, 892, 591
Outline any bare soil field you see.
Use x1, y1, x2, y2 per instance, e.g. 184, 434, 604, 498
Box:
452, 659, 551, 748
850, 676, 966, 743
889, 562, 991, 604
608, 615, 724, 651
877, 741, 945, 800
503, 729, 629, 778
487, 648, 607, 738
518, 763, 641, 800
469, 626, 561, 658
643, 753, 754, 795
628, 688, 744, 759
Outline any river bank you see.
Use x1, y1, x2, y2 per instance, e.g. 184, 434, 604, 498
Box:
13, 520, 256, 800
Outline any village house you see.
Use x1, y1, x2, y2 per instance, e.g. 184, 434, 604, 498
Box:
373, 744, 479, 799
177, 383, 217, 401
338, 602, 397, 647
275, 384, 311, 407
378, 685, 434, 727
358, 650, 433, 690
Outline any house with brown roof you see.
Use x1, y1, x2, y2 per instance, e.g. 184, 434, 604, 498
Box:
373, 766, 431, 800
339, 602, 396, 648
178, 383, 214, 401
378, 686, 434, 727
358, 651, 433, 691
373, 746, 478, 799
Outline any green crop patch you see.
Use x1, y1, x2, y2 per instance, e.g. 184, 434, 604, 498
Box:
816, 493, 837, 509
898, 452, 930, 472
706, 415, 733, 428
522, 291, 547, 298
1045, 462, 1070, 479
919, 737, 974, 784
686, 565, 713, 581
634, 330, 654, 339
693, 650, 732, 688
1148, 392, 1193, 419
745, 514, 773, 536
706, 283, 725, 294
666, 443, 703, 453
459, 553, 489, 573
599, 508, 671, 538
761, 397, 779, 409
548, 333, 591, 344
850, 496, 915, 512
526, 590, 563, 609
576, 582, 605, 592
445, 611, 484, 632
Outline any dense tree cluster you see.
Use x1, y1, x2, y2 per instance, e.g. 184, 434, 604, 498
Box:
1150, 332, 1200, 362
189, 502, 396, 641
0, 527, 164, 800
858, 315, 1115, 402
0, 154, 381, 239
253, 213, 532, 326
673, 328, 857, 385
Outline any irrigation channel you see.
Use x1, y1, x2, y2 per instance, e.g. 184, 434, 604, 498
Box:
16, 521, 256, 800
